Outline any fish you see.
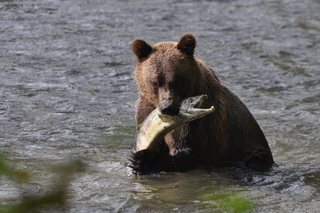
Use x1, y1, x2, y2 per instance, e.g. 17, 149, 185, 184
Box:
136, 94, 215, 151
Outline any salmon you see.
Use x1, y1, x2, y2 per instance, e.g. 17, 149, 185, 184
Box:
136, 94, 215, 151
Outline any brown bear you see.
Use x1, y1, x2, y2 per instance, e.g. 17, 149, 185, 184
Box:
129, 34, 274, 175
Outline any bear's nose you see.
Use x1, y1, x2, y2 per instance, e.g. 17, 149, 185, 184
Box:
160, 103, 178, 116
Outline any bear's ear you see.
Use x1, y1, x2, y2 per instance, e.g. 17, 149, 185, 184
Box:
132, 39, 152, 61
177, 34, 196, 56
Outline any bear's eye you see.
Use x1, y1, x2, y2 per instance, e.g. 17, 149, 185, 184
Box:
152, 82, 158, 88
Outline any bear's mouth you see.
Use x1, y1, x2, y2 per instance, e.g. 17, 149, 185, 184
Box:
159, 101, 180, 116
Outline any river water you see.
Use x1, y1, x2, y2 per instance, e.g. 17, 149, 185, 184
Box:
0, 0, 319, 212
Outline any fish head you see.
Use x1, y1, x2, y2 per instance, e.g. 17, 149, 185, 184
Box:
179, 95, 215, 119
179, 94, 208, 111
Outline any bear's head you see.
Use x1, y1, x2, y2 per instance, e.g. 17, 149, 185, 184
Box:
133, 34, 202, 116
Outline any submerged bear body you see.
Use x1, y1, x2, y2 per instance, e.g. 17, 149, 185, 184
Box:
129, 34, 274, 175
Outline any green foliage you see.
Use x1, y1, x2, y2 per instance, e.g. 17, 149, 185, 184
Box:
199, 189, 254, 213
0, 155, 30, 183
0, 154, 85, 213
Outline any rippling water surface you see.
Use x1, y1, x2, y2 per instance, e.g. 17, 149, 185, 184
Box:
1, 0, 320, 212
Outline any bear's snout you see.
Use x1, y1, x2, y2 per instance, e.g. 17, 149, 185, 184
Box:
159, 101, 179, 116
158, 87, 180, 116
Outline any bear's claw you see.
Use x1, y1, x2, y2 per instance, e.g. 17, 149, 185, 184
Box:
128, 149, 165, 175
